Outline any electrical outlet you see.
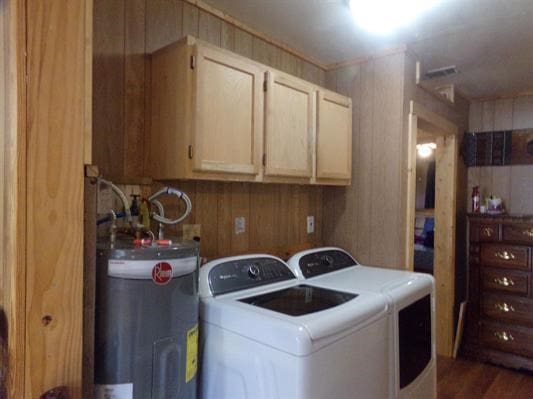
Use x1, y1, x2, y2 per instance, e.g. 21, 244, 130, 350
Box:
183, 224, 201, 241
307, 216, 315, 234
235, 216, 246, 235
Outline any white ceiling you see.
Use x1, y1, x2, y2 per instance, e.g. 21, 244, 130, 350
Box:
204, 0, 533, 99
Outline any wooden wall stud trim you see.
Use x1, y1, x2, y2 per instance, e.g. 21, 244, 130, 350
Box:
1, 0, 27, 397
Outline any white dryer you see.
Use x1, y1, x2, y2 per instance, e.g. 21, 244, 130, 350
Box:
287, 247, 436, 399
199, 254, 391, 399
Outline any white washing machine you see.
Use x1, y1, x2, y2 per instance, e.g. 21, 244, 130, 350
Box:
287, 247, 436, 399
199, 254, 391, 399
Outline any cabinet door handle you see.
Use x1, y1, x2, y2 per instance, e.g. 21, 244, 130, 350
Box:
493, 277, 515, 287
494, 302, 515, 312
494, 331, 514, 342
481, 227, 494, 237
522, 229, 533, 238
495, 250, 516, 260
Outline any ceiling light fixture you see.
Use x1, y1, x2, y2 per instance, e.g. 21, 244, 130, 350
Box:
348, 0, 441, 35
416, 143, 437, 158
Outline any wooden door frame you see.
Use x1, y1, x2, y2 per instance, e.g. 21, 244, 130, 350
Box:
405, 100, 459, 357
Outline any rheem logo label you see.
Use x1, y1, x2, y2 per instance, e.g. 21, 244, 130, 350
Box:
152, 262, 173, 285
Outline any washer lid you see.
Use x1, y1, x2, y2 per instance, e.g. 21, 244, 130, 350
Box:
239, 284, 357, 316
201, 283, 388, 356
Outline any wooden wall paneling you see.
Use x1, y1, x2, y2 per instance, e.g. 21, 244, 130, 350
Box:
302, 61, 319, 85
26, 0, 89, 395
195, 182, 219, 258
481, 101, 495, 131
145, 0, 183, 54
217, 182, 232, 257
144, 0, 185, 177
198, 9, 221, 46
509, 165, 533, 214
469, 101, 483, 132
251, 37, 276, 69
124, 0, 146, 177
370, 54, 404, 267
494, 98, 513, 130
182, 0, 199, 37
325, 69, 337, 92
230, 182, 250, 254
298, 186, 310, 244
512, 95, 533, 130
312, 186, 324, 245
467, 101, 482, 211
233, 28, 253, 58
220, 20, 235, 51
93, 0, 125, 177
491, 99, 513, 206
249, 185, 276, 252
354, 61, 374, 264
274, 184, 290, 251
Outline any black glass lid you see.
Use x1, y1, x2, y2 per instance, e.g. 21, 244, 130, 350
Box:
239, 284, 357, 316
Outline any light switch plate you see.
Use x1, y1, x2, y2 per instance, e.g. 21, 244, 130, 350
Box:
307, 216, 315, 234
235, 216, 246, 235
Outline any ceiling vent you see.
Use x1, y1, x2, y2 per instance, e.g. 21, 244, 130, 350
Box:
424, 65, 458, 80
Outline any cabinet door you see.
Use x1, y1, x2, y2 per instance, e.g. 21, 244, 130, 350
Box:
264, 70, 315, 178
316, 90, 352, 180
193, 45, 263, 175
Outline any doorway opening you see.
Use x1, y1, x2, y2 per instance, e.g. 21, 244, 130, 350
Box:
405, 101, 459, 357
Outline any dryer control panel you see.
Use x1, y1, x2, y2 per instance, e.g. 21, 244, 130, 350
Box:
299, 249, 357, 278
208, 257, 296, 296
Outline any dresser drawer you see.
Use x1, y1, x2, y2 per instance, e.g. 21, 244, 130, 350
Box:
503, 224, 533, 245
480, 321, 533, 358
480, 244, 530, 270
482, 269, 530, 296
482, 295, 533, 326
471, 223, 500, 242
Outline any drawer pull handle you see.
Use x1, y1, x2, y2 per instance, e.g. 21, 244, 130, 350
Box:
495, 251, 516, 261
493, 277, 515, 287
481, 227, 494, 237
522, 229, 533, 238
494, 331, 514, 342
495, 302, 515, 312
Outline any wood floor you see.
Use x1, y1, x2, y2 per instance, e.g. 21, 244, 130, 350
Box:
438, 356, 533, 398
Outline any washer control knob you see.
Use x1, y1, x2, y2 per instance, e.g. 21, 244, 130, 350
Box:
248, 264, 260, 279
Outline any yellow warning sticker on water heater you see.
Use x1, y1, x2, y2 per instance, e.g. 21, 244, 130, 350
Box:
185, 324, 199, 382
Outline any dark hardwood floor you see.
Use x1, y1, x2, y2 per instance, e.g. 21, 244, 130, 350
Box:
438, 356, 533, 398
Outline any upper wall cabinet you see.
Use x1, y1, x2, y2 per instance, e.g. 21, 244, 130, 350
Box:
151, 37, 262, 181
264, 70, 316, 180
150, 36, 352, 185
316, 90, 352, 182
193, 45, 263, 176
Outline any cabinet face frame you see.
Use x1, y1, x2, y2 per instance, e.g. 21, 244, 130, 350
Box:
264, 70, 316, 179
192, 44, 263, 176
315, 90, 352, 180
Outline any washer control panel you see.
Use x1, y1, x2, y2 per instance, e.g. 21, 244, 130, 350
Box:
299, 250, 357, 278
209, 257, 296, 296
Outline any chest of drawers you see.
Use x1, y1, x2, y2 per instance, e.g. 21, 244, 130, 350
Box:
464, 215, 533, 370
